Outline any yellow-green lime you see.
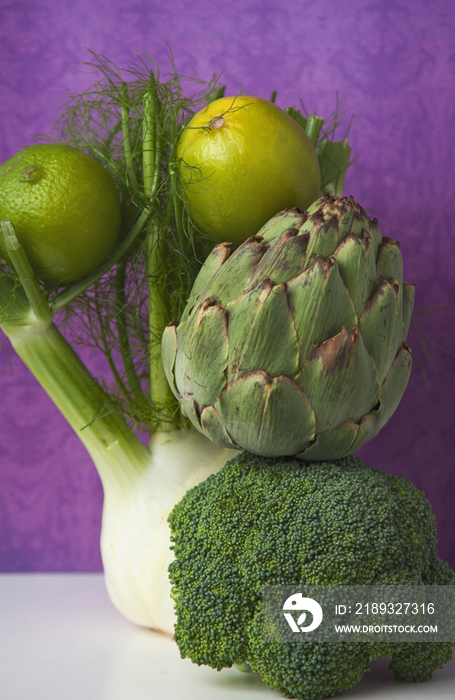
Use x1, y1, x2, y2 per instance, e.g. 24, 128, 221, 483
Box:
177, 95, 321, 245
0, 143, 121, 283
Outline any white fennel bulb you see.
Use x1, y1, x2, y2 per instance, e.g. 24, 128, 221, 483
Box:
98, 430, 236, 633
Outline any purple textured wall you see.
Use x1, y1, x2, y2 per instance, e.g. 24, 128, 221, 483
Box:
0, 0, 454, 572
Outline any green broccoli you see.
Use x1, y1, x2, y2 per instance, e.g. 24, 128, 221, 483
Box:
168, 453, 454, 700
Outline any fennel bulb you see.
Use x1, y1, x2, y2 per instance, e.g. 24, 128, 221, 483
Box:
99, 430, 236, 633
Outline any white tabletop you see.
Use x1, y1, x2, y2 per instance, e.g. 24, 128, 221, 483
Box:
0, 574, 454, 699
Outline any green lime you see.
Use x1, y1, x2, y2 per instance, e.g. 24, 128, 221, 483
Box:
0, 143, 121, 283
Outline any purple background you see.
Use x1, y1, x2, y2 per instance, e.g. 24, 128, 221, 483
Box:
0, 0, 454, 572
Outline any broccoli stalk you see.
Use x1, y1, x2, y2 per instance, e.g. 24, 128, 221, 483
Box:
168, 453, 454, 700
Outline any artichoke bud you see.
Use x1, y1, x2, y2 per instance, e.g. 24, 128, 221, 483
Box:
162, 194, 414, 461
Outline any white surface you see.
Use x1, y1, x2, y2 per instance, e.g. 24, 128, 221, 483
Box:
0, 574, 454, 700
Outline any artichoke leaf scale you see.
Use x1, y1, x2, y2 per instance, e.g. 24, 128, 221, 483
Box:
296, 327, 380, 433
372, 345, 413, 428
358, 277, 402, 385
245, 229, 308, 288
349, 215, 381, 259
180, 396, 204, 431
376, 238, 405, 325
200, 405, 239, 450
225, 280, 299, 381
303, 217, 339, 268
307, 195, 355, 233
255, 207, 308, 243
198, 236, 267, 308
348, 413, 381, 453
174, 300, 228, 406
297, 419, 359, 461
369, 219, 384, 248
215, 371, 316, 457
297, 413, 380, 462
287, 256, 358, 369
366, 217, 383, 251
329, 198, 357, 231
349, 212, 371, 238
332, 231, 378, 319
376, 238, 404, 293
180, 242, 232, 322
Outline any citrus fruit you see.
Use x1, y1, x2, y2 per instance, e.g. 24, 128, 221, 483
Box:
177, 96, 321, 245
0, 143, 121, 283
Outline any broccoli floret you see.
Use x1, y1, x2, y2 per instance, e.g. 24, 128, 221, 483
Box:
168, 453, 454, 700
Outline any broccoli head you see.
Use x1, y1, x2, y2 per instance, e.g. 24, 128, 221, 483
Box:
168, 453, 454, 700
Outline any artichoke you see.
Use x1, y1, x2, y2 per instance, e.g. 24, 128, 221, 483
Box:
162, 194, 415, 461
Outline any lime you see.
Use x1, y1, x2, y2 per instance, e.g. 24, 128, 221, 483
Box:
0, 143, 121, 283
177, 96, 321, 245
